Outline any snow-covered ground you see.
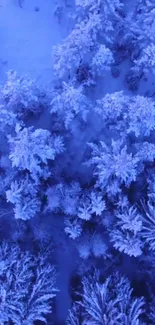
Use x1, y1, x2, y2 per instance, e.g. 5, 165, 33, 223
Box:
0, 0, 64, 86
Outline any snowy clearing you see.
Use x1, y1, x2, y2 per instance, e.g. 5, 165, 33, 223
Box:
0, 0, 63, 86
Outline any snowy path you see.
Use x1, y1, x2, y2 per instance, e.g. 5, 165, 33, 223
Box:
56, 245, 76, 323
45, 216, 79, 323
52, 227, 78, 323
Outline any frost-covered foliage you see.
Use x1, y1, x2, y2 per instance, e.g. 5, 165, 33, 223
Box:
91, 44, 114, 76
134, 43, 155, 75
50, 82, 91, 128
0, 242, 57, 324
78, 191, 106, 220
8, 124, 64, 182
77, 270, 144, 324
95, 91, 127, 123
46, 182, 81, 215
87, 140, 139, 191
124, 0, 155, 75
52, 0, 124, 79
89, 192, 106, 216
52, 14, 103, 79
140, 192, 155, 252
0, 70, 46, 118
77, 199, 93, 221
6, 176, 41, 220
46, 182, 106, 227
129, 0, 155, 48
77, 236, 91, 259
134, 142, 155, 168
95, 92, 155, 137
0, 106, 18, 135
76, 0, 124, 39
64, 217, 82, 239
126, 95, 155, 137
148, 297, 155, 325
110, 206, 143, 257
0, 153, 16, 198
77, 233, 108, 259
91, 234, 108, 258
66, 304, 81, 325
76, 0, 123, 15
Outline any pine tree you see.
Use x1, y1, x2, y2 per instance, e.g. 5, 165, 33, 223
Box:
110, 205, 143, 257
78, 270, 144, 325
87, 139, 139, 190
8, 124, 64, 182
0, 70, 45, 119
50, 82, 91, 128
0, 242, 58, 324
6, 176, 41, 220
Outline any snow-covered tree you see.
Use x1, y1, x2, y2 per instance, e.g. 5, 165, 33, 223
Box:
76, 0, 123, 16
78, 270, 144, 325
8, 124, 64, 182
6, 176, 41, 220
131, 0, 155, 47
0, 106, 18, 135
0, 70, 46, 119
135, 142, 155, 165
89, 191, 106, 216
94, 91, 127, 126
110, 206, 143, 257
95, 92, 155, 138
77, 198, 92, 221
0, 154, 17, 198
77, 234, 92, 259
76, 0, 124, 42
50, 82, 91, 128
78, 190, 106, 221
91, 44, 114, 77
64, 217, 82, 239
46, 183, 106, 227
91, 233, 108, 258
134, 43, 155, 75
21, 264, 57, 324
86, 140, 139, 191
148, 297, 155, 325
147, 173, 155, 201
66, 304, 81, 325
46, 184, 62, 213
52, 13, 103, 79
127, 95, 155, 137
140, 196, 155, 251
52, 0, 124, 81
75, 0, 101, 14
0, 242, 57, 324
46, 182, 81, 215
77, 233, 108, 259
122, 0, 155, 74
